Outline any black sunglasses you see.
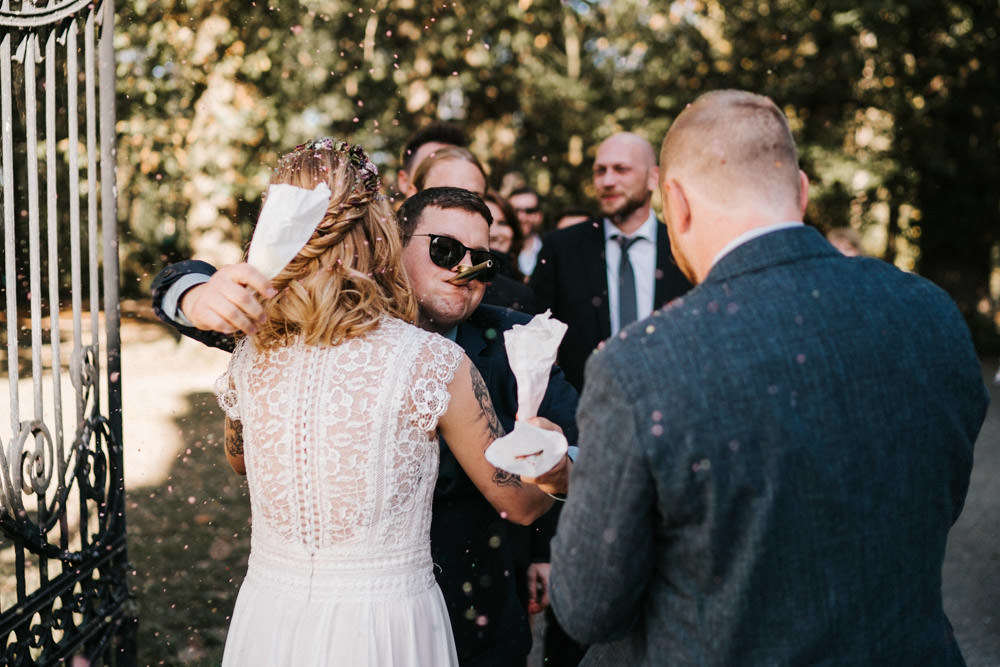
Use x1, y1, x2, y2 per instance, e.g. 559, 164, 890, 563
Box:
412, 234, 498, 281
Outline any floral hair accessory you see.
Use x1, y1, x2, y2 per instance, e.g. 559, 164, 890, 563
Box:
293, 137, 381, 193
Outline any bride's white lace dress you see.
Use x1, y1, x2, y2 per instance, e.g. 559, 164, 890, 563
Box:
214, 316, 463, 666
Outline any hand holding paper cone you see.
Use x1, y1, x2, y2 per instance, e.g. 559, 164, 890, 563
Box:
486, 311, 571, 478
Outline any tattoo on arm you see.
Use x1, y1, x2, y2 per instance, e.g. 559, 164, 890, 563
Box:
470, 364, 505, 440
225, 418, 244, 459
468, 365, 521, 488
493, 467, 523, 488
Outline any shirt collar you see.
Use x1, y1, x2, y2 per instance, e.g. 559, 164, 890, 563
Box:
603, 209, 657, 242
710, 221, 804, 268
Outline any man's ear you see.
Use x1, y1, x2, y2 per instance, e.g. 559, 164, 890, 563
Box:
798, 169, 810, 217
663, 178, 691, 234
397, 169, 412, 198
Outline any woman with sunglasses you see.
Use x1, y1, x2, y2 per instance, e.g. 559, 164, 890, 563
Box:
214, 140, 565, 666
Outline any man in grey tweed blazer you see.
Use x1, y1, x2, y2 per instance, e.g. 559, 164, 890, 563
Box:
549, 89, 989, 666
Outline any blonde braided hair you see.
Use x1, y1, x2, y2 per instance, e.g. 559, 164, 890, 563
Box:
250, 139, 417, 349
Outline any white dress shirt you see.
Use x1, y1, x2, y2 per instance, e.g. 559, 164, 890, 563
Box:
604, 211, 658, 335
161, 273, 211, 327
518, 234, 543, 277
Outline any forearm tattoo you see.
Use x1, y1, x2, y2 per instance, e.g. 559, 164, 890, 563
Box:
225, 418, 244, 459
470, 365, 505, 440
493, 467, 522, 487
469, 365, 521, 488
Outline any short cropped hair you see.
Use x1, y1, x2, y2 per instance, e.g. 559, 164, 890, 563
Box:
396, 187, 493, 243
411, 145, 488, 193
661, 89, 801, 208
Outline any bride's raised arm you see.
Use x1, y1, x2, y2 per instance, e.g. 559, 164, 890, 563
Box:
438, 356, 568, 525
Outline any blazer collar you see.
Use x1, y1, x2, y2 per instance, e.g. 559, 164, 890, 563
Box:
704, 225, 838, 285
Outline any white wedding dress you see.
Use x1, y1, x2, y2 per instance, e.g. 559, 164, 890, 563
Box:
214, 316, 463, 666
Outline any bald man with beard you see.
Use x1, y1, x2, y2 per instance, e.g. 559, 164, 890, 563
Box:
530, 132, 692, 393
527, 132, 692, 667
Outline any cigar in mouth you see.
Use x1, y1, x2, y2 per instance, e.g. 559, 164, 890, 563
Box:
447, 259, 494, 284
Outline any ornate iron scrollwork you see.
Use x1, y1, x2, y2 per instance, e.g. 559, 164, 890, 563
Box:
0, 1, 97, 28
1, 0, 134, 664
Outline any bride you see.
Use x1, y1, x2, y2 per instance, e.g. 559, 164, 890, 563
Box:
213, 138, 567, 665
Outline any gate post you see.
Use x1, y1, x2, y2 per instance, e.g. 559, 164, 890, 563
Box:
0, 1, 134, 664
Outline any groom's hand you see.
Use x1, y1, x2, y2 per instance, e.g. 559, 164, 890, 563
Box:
522, 454, 570, 496
519, 416, 571, 495
180, 263, 276, 335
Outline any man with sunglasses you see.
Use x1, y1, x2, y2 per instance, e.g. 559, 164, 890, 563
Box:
508, 185, 545, 277
150, 186, 579, 667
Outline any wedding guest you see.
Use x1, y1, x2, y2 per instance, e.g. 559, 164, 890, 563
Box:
550, 89, 989, 666
151, 185, 578, 667
207, 139, 566, 665
509, 186, 545, 277
407, 145, 488, 197
826, 226, 865, 256
407, 149, 534, 313
530, 132, 692, 392
396, 122, 469, 199
484, 189, 525, 281
527, 132, 691, 666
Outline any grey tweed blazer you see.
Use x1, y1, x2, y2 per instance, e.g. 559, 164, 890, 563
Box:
550, 225, 988, 666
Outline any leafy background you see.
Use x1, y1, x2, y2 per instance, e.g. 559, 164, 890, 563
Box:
114, 0, 999, 346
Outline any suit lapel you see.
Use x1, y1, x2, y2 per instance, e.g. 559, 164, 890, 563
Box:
586, 221, 612, 341
653, 220, 671, 306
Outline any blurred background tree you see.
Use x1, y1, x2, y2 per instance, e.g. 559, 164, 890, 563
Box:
113, 0, 999, 349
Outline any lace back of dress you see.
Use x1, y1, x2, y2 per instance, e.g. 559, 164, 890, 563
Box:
217, 318, 462, 557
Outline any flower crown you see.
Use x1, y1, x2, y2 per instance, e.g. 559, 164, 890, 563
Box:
292, 137, 381, 194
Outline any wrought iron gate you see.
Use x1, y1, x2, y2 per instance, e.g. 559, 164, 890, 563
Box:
0, 1, 134, 665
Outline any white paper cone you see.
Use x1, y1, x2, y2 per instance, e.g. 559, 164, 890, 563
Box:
503, 310, 568, 420
246, 182, 332, 279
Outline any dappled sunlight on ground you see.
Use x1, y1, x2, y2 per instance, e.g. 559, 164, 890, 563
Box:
121, 324, 231, 489
120, 320, 251, 666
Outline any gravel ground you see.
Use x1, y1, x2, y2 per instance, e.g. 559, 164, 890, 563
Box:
942, 360, 1000, 667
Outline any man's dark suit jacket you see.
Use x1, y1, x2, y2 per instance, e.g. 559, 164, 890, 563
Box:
151, 261, 579, 666
483, 272, 537, 314
529, 217, 691, 391
550, 226, 989, 666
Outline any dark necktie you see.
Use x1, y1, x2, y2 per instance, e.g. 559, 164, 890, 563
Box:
614, 234, 640, 328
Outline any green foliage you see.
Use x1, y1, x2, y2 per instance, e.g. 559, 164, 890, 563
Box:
113, 0, 999, 343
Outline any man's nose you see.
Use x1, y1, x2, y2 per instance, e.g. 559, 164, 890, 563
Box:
456, 249, 474, 267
